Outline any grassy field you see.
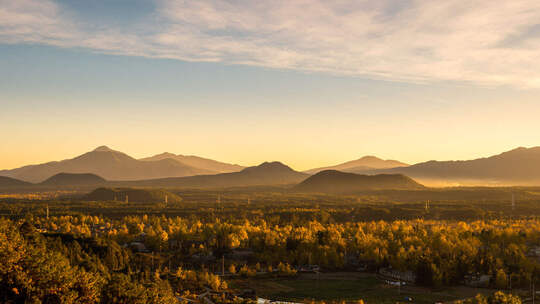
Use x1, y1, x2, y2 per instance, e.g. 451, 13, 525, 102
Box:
231, 272, 494, 304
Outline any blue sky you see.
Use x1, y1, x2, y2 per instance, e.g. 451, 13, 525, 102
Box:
1, 0, 540, 170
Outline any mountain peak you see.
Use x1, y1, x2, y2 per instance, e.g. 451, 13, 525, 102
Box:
93, 145, 114, 152
358, 155, 381, 161
156, 152, 177, 158
256, 161, 292, 170
240, 161, 297, 175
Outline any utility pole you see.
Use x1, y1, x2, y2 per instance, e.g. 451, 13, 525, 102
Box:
222, 255, 225, 276
46, 204, 49, 219
533, 275, 536, 304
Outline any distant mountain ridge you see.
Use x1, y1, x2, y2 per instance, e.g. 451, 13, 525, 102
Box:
0, 146, 231, 183
140, 152, 244, 173
373, 147, 540, 185
294, 170, 423, 193
305, 156, 408, 175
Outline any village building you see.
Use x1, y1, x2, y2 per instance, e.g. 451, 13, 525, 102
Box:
379, 267, 416, 283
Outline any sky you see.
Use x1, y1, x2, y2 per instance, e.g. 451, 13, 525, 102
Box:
1, 0, 540, 171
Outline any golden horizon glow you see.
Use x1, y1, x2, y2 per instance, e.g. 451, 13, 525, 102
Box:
2, 0, 540, 171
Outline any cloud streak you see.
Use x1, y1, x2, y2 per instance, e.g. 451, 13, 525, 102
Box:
2, 0, 540, 87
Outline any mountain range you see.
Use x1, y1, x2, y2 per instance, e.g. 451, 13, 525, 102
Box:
3, 146, 540, 188
0, 146, 242, 183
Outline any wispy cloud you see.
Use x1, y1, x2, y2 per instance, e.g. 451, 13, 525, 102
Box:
2, 0, 540, 87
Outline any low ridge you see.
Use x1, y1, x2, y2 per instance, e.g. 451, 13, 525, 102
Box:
40, 173, 107, 186
0, 176, 32, 188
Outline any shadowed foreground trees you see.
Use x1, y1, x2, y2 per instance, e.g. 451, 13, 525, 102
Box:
0, 218, 103, 303
0, 218, 178, 304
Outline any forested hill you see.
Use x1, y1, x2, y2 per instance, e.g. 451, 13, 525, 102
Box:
293, 170, 424, 193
